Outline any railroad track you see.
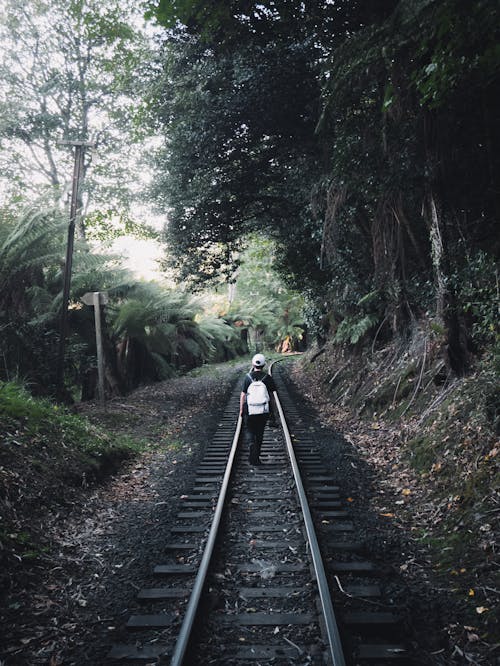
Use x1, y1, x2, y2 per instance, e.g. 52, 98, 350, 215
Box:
109, 360, 410, 665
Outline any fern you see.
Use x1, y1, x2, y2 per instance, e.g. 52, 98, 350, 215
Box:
334, 314, 379, 345
0, 206, 64, 289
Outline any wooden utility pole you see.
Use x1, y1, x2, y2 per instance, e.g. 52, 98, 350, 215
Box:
56, 140, 96, 399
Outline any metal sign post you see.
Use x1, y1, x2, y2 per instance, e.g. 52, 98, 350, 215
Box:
81, 291, 108, 405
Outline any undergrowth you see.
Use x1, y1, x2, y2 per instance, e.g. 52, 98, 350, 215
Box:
404, 357, 499, 593
0, 380, 146, 586
0, 380, 144, 459
297, 329, 499, 642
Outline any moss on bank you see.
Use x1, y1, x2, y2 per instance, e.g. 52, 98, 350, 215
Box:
0, 381, 146, 589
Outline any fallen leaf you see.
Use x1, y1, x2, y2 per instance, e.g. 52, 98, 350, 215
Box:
475, 606, 489, 614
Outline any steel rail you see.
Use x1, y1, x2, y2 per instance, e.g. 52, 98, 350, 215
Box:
169, 414, 243, 666
270, 361, 347, 666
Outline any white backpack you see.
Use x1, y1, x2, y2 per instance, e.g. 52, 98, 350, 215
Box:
246, 373, 270, 415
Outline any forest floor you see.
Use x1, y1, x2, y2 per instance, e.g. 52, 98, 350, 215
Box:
0, 357, 498, 665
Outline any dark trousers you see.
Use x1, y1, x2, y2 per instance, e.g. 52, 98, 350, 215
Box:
244, 413, 269, 462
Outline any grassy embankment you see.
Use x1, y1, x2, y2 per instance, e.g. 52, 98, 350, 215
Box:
0, 381, 146, 588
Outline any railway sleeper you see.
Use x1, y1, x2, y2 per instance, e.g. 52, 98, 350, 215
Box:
224, 642, 322, 661
108, 643, 171, 662
356, 642, 409, 661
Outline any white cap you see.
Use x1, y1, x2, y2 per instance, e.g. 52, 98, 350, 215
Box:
252, 353, 266, 368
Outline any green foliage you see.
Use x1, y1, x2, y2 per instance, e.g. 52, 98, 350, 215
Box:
0, 379, 142, 457
314, 0, 499, 357
0, 198, 248, 398
412, 0, 500, 108
453, 250, 499, 347
111, 282, 243, 384
197, 316, 243, 361
0, 0, 154, 220
1, 0, 497, 400
0, 205, 64, 292
0, 380, 60, 429
84, 210, 160, 242
333, 314, 379, 346
0, 201, 137, 392
227, 235, 305, 351
113, 284, 204, 374
150, 0, 237, 40
0, 378, 144, 570
148, 0, 499, 366
148, 18, 323, 287
150, 1, 397, 49
0, 205, 65, 388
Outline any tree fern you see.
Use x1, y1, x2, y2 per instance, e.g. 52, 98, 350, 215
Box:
198, 316, 240, 361
334, 314, 379, 345
111, 282, 224, 378
0, 205, 64, 294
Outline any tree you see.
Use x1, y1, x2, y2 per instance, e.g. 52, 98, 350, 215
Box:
149, 0, 499, 370
150, 32, 322, 286
112, 283, 242, 387
148, 0, 400, 290
0, 0, 154, 234
224, 235, 305, 352
0, 199, 244, 397
0, 201, 132, 393
317, 0, 500, 367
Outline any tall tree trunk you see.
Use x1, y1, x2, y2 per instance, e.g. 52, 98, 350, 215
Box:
424, 188, 469, 375
426, 190, 446, 325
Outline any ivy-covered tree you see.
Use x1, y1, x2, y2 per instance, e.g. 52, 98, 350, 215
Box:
317, 0, 500, 370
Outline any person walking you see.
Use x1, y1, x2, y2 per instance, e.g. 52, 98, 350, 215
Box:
239, 353, 276, 465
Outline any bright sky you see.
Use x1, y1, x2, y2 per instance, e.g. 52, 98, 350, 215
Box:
111, 236, 165, 281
